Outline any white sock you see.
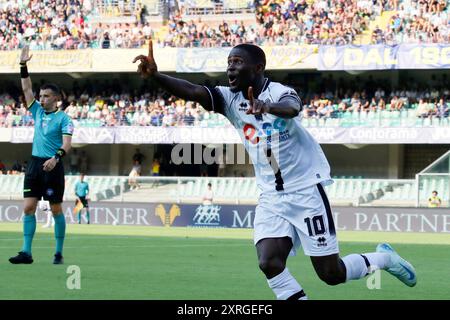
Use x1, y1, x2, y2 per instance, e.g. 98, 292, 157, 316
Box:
342, 252, 391, 281
364, 252, 392, 270
267, 268, 307, 300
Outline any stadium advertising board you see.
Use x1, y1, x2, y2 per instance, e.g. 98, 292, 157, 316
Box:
0, 46, 317, 73
0, 128, 11, 142
176, 48, 231, 73
2, 45, 448, 73
0, 50, 93, 72
263, 45, 318, 70
10, 127, 115, 144
319, 44, 450, 70
0, 201, 449, 233
114, 126, 240, 144
176, 46, 318, 72
7, 126, 450, 144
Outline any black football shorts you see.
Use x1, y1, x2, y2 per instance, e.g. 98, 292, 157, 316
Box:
24, 156, 65, 204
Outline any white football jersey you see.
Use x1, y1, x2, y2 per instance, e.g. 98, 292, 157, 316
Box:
205, 79, 332, 194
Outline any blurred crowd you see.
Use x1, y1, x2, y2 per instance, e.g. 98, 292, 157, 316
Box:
1, 74, 450, 128
301, 73, 450, 120
0, 79, 212, 127
162, 0, 390, 47
0, 0, 448, 50
0, 0, 147, 50
372, 0, 449, 44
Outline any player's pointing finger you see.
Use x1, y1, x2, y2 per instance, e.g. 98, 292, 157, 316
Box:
148, 39, 154, 59
248, 86, 254, 105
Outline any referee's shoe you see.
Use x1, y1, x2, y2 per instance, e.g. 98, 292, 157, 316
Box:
53, 253, 64, 264
9, 251, 33, 264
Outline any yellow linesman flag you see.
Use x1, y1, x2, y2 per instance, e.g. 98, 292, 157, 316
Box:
73, 201, 84, 215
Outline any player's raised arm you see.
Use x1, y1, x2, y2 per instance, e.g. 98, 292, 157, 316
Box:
19, 45, 35, 108
132, 40, 213, 110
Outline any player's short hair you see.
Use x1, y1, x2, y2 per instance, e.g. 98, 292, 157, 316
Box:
432, 190, 438, 194
233, 44, 266, 69
40, 83, 61, 96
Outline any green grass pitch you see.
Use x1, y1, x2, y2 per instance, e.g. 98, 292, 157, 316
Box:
0, 223, 449, 300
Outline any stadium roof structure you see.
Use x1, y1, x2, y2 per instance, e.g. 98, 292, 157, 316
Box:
419, 150, 450, 175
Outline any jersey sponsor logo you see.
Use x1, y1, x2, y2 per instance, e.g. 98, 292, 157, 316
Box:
243, 118, 290, 145
193, 205, 221, 226
41, 117, 50, 134
238, 102, 248, 112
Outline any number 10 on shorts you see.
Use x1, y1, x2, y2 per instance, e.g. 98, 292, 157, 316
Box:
304, 216, 326, 237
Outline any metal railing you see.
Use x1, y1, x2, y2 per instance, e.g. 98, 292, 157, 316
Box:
94, 0, 143, 16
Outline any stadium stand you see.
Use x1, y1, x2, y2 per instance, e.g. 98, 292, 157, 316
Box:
1, 0, 447, 50
1, 75, 449, 128
0, 174, 430, 206
373, 0, 449, 44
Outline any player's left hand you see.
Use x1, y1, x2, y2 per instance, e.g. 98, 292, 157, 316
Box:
132, 39, 157, 78
43, 157, 57, 172
246, 86, 269, 115
20, 45, 33, 64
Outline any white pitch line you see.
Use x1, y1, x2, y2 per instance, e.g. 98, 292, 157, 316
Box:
0, 243, 250, 249
0, 235, 252, 241
0, 236, 143, 241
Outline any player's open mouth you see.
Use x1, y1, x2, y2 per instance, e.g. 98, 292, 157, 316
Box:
228, 75, 237, 86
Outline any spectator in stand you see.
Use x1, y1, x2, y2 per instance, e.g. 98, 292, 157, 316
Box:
378, 97, 386, 110
183, 110, 195, 125
316, 101, 333, 121
436, 98, 449, 123
369, 97, 378, 112
302, 99, 317, 119
0, 159, 6, 174
390, 96, 404, 111
347, 92, 361, 112
360, 92, 371, 112
416, 98, 431, 121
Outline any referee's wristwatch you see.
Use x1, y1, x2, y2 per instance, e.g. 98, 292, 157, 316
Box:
54, 148, 66, 163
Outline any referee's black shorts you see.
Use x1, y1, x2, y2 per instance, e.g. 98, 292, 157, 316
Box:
24, 156, 65, 204
76, 196, 89, 208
